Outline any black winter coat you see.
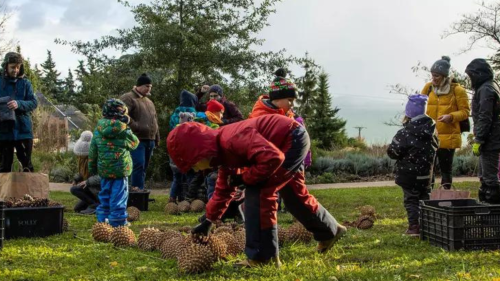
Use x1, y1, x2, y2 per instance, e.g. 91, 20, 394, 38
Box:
221, 99, 243, 125
387, 115, 439, 185
465, 59, 500, 151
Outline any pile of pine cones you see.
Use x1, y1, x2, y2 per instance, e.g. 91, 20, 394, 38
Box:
4, 194, 62, 208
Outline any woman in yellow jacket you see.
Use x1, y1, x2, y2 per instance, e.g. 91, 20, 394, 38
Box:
421, 56, 470, 189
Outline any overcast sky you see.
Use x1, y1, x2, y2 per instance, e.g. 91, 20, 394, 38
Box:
4, 0, 494, 143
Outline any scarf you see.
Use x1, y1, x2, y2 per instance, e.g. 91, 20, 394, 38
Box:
205, 111, 224, 125
433, 77, 452, 96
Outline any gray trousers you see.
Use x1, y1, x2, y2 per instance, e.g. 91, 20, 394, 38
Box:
478, 150, 500, 203
478, 150, 500, 186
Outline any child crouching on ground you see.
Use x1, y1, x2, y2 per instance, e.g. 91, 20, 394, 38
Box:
387, 94, 439, 236
89, 99, 139, 227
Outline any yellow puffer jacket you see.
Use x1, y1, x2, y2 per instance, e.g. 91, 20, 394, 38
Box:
421, 81, 470, 149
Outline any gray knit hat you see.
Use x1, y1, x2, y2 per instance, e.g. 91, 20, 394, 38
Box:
431, 56, 451, 77
73, 131, 93, 156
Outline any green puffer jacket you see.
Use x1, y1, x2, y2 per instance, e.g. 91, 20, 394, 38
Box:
88, 118, 139, 179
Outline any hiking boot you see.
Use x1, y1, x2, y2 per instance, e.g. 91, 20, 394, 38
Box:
404, 224, 420, 237
233, 256, 282, 268
73, 200, 88, 213
168, 197, 177, 203
198, 213, 206, 223
484, 184, 500, 204
317, 224, 347, 253
440, 183, 452, 190
80, 207, 96, 215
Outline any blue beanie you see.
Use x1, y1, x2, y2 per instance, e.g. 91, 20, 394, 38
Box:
209, 84, 224, 96
405, 94, 428, 118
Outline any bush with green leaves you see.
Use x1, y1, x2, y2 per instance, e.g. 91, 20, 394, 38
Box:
311, 151, 478, 182
312, 153, 395, 177
452, 155, 479, 177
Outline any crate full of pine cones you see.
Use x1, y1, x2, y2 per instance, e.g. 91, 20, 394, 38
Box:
3, 194, 64, 239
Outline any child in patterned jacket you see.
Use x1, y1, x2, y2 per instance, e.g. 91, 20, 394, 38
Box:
89, 99, 139, 227
387, 94, 439, 236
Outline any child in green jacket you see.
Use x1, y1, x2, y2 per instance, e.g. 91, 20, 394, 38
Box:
89, 99, 139, 227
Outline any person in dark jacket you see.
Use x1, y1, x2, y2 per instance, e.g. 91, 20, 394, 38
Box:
168, 114, 345, 268
466, 59, 500, 204
168, 90, 198, 203
387, 94, 439, 236
120, 73, 160, 190
0, 52, 37, 173
207, 84, 244, 125
70, 131, 101, 214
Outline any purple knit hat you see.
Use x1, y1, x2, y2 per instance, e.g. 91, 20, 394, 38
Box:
405, 94, 428, 118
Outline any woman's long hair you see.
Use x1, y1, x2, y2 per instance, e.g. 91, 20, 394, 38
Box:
77, 156, 90, 180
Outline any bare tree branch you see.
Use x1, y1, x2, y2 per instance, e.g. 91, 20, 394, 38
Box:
0, 0, 15, 56
443, 1, 500, 54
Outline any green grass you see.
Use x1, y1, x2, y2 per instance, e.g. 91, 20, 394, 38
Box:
1, 182, 499, 281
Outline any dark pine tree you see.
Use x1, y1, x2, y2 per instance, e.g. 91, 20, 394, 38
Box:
308, 72, 348, 149
64, 68, 76, 104
40, 50, 63, 103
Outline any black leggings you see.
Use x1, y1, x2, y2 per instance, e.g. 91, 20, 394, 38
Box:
432, 148, 455, 188
0, 139, 34, 172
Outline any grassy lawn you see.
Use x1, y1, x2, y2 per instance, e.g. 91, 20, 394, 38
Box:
1, 181, 499, 281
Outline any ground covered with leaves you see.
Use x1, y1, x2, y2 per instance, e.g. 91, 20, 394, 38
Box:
1, 182, 499, 281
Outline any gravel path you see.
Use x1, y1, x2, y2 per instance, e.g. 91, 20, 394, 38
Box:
49, 177, 479, 195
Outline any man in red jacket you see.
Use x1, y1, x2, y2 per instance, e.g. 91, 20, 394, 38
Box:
167, 114, 345, 268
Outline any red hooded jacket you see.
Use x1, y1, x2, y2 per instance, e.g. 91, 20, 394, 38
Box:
167, 114, 300, 221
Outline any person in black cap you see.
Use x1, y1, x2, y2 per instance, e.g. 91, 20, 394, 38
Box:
206, 84, 243, 125
120, 73, 159, 190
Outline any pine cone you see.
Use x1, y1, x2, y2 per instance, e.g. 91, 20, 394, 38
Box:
31, 198, 50, 207
355, 215, 375, 230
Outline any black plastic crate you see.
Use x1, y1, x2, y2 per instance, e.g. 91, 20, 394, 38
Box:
420, 199, 500, 251
127, 190, 151, 211
4, 206, 64, 239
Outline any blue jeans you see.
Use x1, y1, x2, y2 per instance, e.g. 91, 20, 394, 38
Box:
169, 162, 195, 201
206, 171, 217, 199
97, 178, 129, 227
130, 140, 155, 189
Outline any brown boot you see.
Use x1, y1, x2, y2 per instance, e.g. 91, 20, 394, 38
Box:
317, 224, 347, 253
233, 256, 282, 268
168, 197, 177, 203
404, 224, 420, 237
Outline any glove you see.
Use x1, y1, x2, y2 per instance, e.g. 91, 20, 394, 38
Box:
228, 174, 244, 188
191, 219, 212, 237
472, 143, 481, 156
